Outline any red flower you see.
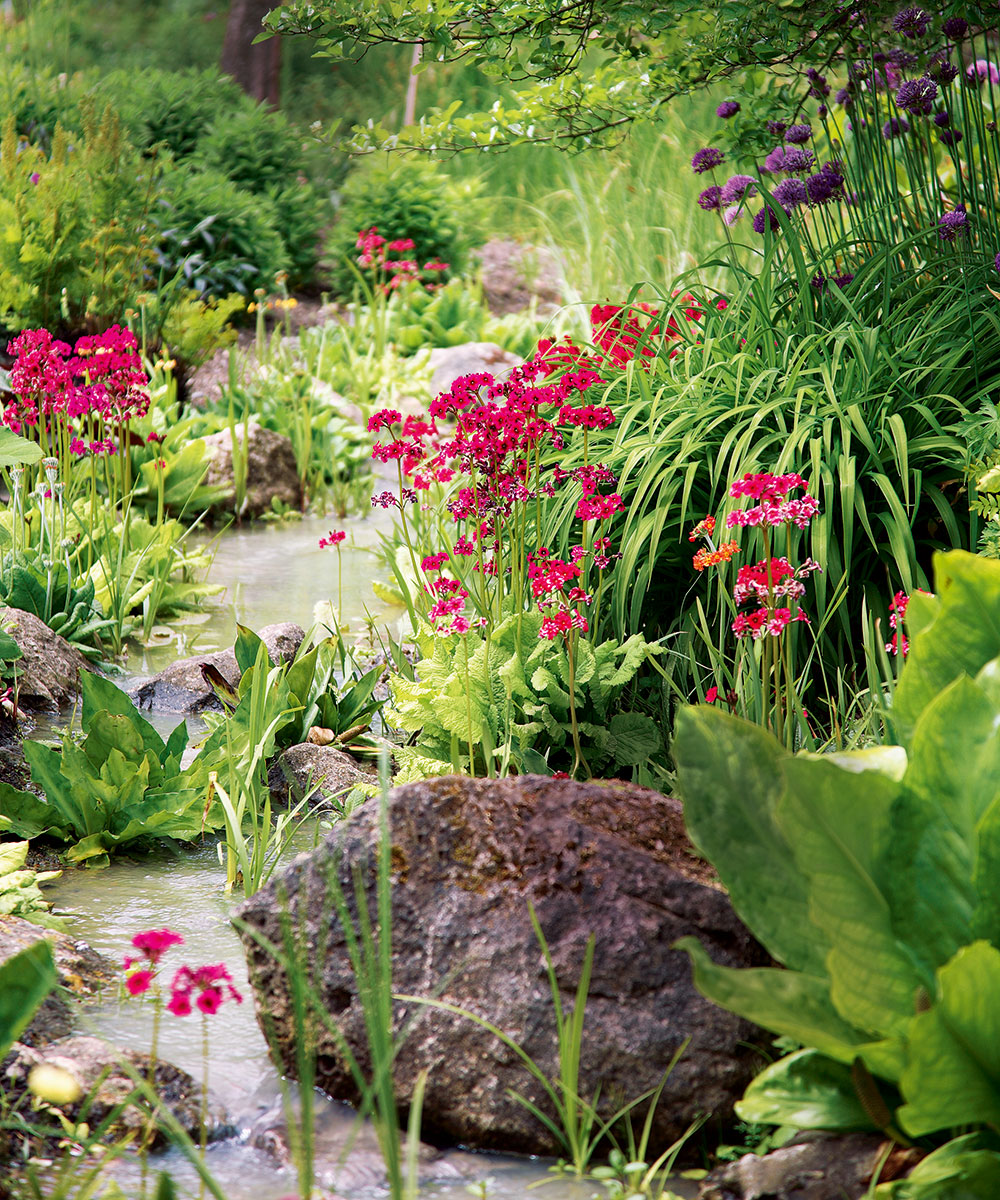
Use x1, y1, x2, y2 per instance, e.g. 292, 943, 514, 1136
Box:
126, 970, 155, 996
704, 686, 719, 704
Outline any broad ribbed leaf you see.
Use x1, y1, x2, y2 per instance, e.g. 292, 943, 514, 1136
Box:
676, 937, 866, 1063
780, 756, 917, 1038
886, 677, 1000, 976
899, 942, 1000, 1137
674, 706, 825, 973
0, 941, 56, 1059
735, 1050, 875, 1131
893, 552, 1000, 745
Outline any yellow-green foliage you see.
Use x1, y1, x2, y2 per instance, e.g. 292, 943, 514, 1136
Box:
0, 101, 154, 331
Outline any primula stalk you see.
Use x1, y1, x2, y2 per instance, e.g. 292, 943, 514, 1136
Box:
566, 629, 589, 780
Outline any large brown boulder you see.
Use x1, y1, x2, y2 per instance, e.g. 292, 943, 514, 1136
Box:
131, 622, 305, 713
2, 607, 90, 711
238, 775, 768, 1157
200, 420, 302, 518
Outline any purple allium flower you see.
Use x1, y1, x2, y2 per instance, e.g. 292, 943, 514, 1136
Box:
720, 174, 758, 205
989, 121, 998, 133
29, 172, 39, 185
698, 186, 723, 211
785, 124, 811, 144
716, 101, 741, 119
967, 59, 1000, 84
817, 104, 828, 118
928, 53, 959, 85
892, 7, 930, 38
783, 146, 815, 172
939, 128, 964, 145
766, 120, 788, 137
752, 205, 782, 234
938, 206, 969, 241
691, 147, 725, 174
831, 273, 855, 289
810, 273, 827, 291
883, 116, 911, 138
942, 15, 968, 38
934, 110, 951, 126
772, 177, 808, 210
836, 87, 853, 107
888, 48, 920, 68
995, 251, 1000, 273
806, 172, 837, 204
723, 204, 743, 227
896, 76, 938, 114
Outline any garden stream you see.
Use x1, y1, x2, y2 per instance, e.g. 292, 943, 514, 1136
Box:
38, 514, 695, 1200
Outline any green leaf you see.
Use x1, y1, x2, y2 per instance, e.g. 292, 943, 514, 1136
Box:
875, 1135, 1000, 1199
893, 552, 1000, 745
735, 1050, 875, 1132
235, 623, 268, 677
886, 676, 1000, 977
898, 942, 1000, 1137
81, 671, 167, 761
673, 706, 825, 974
0, 940, 56, 1059
676, 937, 868, 1065
0, 427, 43, 467
608, 712, 661, 766
779, 756, 918, 1038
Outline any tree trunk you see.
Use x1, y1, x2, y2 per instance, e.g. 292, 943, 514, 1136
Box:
220, 0, 282, 108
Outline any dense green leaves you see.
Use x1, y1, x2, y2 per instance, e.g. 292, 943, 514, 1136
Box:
675, 551, 1000, 1158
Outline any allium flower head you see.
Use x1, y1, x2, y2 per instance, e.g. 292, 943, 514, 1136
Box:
720, 174, 758, 205
995, 252, 1000, 274
928, 52, 959, 85
895, 75, 938, 114
934, 110, 951, 127
772, 177, 808, 211
836, 87, 853, 107
766, 120, 788, 137
939, 128, 963, 145
716, 101, 741, 118
752, 205, 782, 234
938, 206, 969, 241
882, 116, 911, 138
941, 15, 968, 38
691, 147, 725, 174
785, 124, 812, 144
697, 185, 723, 211
892, 7, 929, 37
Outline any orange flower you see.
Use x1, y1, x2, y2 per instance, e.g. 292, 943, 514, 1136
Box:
693, 541, 740, 571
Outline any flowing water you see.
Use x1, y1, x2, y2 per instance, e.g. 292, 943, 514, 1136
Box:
40, 512, 697, 1200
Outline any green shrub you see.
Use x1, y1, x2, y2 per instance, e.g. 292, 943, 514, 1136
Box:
95, 67, 248, 161
327, 159, 483, 296
193, 106, 328, 286
152, 164, 288, 298
0, 104, 153, 332
674, 550, 1000, 1193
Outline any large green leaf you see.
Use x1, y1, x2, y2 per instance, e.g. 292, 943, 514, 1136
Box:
81, 670, 168, 763
875, 1135, 1000, 1199
608, 711, 661, 766
886, 676, 1000, 977
0, 427, 43, 467
0, 940, 56, 1059
779, 756, 918, 1038
898, 942, 1000, 1137
676, 937, 867, 1064
893, 552, 1000, 744
673, 706, 826, 974
735, 1049, 875, 1131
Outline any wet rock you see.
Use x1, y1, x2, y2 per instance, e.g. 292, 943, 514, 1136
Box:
247, 1096, 472, 1192
427, 342, 523, 398
2, 1035, 228, 1152
238, 774, 768, 1157
200, 420, 302, 518
131, 622, 306, 714
0, 916, 117, 1048
267, 743, 367, 809
476, 238, 564, 315
2, 607, 90, 711
697, 1132, 924, 1199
